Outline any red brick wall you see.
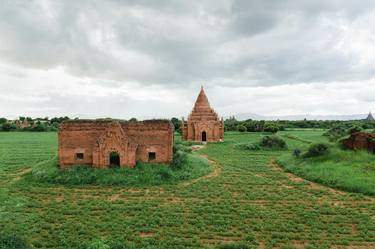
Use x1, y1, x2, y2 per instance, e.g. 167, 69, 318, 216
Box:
58, 120, 173, 168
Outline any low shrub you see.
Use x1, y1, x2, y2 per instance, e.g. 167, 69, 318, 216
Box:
235, 143, 260, 151
303, 143, 329, 158
260, 135, 287, 150
171, 150, 188, 169
293, 148, 302, 158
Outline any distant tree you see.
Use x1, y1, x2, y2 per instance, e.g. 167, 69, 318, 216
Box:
237, 125, 247, 132
129, 118, 137, 122
1, 122, 16, 132
171, 117, 181, 133
348, 125, 362, 134
264, 123, 280, 133
0, 118, 7, 124
19, 116, 25, 121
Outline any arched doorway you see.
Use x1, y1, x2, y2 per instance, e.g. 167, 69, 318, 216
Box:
202, 131, 207, 142
109, 151, 120, 167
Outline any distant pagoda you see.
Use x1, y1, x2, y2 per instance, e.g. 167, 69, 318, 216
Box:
365, 112, 374, 122
181, 86, 224, 142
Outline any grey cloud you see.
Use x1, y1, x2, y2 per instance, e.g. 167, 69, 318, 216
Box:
0, 0, 375, 88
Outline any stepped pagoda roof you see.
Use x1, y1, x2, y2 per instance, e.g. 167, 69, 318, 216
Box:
188, 86, 220, 122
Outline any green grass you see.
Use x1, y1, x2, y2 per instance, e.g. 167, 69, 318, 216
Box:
278, 147, 375, 196
0, 131, 374, 248
29, 153, 211, 187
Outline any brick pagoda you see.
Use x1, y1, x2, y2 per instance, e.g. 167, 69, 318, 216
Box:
181, 87, 224, 142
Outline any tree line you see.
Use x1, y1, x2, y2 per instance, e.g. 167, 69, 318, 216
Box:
0, 116, 374, 132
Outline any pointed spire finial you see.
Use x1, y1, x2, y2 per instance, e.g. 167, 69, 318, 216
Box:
194, 85, 210, 109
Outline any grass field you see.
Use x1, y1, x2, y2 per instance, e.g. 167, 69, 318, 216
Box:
0, 131, 375, 248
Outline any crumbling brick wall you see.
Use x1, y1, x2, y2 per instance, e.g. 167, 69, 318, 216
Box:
58, 119, 173, 168
342, 132, 375, 153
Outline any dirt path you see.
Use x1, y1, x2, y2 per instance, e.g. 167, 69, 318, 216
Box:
268, 160, 347, 196
180, 144, 222, 187
181, 156, 222, 187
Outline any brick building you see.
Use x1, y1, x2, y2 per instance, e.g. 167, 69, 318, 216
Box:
181, 87, 224, 142
58, 119, 174, 168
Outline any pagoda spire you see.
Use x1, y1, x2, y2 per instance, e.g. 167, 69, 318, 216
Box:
194, 86, 210, 109
366, 112, 374, 121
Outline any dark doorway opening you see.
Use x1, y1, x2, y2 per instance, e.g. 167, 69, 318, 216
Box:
202, 131, 207, 142
148, 152, 156, 162
109, 152, 120, 167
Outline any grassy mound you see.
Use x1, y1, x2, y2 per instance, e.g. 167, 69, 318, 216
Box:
277, 147, 375, 196
30, 153, 211, 187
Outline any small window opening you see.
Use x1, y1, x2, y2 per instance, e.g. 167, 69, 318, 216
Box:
148, 152, 156, 161
76, 153, 84, 160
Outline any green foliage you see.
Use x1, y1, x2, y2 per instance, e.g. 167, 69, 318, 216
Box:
347, 125, 363, 134
237, 124, 247, 132
236, 135, 287, 151
323, 125, 347, 141
1, 122, 16, 132
259, 135, 287, 150
303, 143, 329, 158
264, 123, 281, 133
31, 153, 210, 186
278, 147, 375, 195
293, 148, 301, 158
0, 118, 7, 124
0, 233, 29, 249
1, 131, 375, 248
171, 117, 181, 133
171, 150, 188, 169
86, 240, 110, 249
31, 138, 210, 186
235, 143, 260, 150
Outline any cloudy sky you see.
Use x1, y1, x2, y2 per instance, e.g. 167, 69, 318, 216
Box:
1, 0, 375, 119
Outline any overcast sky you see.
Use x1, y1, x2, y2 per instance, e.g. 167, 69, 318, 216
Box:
0, 0, 375, 119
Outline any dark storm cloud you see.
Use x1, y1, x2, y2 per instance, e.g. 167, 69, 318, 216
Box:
0, 0, 375, 87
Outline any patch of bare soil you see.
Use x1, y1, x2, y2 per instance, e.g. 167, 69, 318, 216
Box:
139, 232, 155, 238
108, 193, 121, 202
191, 145, 205, 151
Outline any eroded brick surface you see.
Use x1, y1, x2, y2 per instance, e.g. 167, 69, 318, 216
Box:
182, 87, 224, 142
58, 120, 174, 168
343, 132, 375, 153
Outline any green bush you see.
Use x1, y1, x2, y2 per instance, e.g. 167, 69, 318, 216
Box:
347, 125, 362, 134
293, 148, 302, 158
259, 135, 287, 150
235, 143, 260, 151
264, 123, 280, 133
237, 125, 247, 132
323, 125, 347, 141
1, 123, 16, 132
303, 143, 329, 158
